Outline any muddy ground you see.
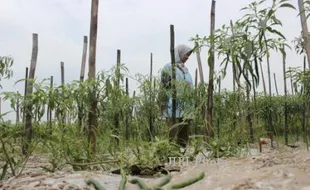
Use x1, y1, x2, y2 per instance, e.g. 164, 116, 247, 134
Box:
1, 142, 310, 190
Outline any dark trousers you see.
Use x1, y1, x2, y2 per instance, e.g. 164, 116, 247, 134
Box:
166, 117, 191, 148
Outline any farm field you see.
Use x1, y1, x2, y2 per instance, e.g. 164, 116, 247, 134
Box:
1, 0, 310, 189
1, 142, 310, 189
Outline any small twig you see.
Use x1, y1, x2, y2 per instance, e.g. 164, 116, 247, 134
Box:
67, 159, 119, 166
0, 136, 16, 176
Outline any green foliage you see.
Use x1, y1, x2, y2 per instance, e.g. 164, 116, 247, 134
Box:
0, 56, 13, 89
1, 0, 310, 185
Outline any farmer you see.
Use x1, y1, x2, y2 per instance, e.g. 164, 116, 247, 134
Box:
159, 44, 194, 148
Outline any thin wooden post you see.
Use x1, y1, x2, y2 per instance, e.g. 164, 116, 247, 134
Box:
87, 0, 99, 152
260, 62, 267, 96
125, 77, 129, 141
23, 33, 38, 155
15, 91, 20, 143
61, 62, 65, 86
22, 67, 28, 124
298, 0, 310, 69
149, 53, 154, 140
195, 68, 198, 88
205, 0, 216, 139
131, 90, 136, 140
195, 42, 204, 83
170, 25, 176, 125
216, 76, 221, 139
246, 71, 254, 143
16, 91, 20, 124
60, 62, 66, 126
117, 49, 121, 85
273, 73, 279, 96
290, 71, 294, 95
114, 49, 121, 145
48, 76, 53, 135
282, 45, 288, 145
302, 56, 307, 143
194, 68, 198, 135
80, 36, 88, 82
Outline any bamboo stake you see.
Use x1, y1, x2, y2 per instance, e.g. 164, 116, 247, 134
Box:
282, 45, 288, 146
246, 70, 254, 143
80, 36, 88, 82
87, 0, 99, 153
49, 76, 53, 135
205, 0, 216, 139
60, 62, 66, 126
170, 25, 176, 125
149, 53, 154, 140
23, 33, 38, 155
114, 49, 121, 146
298, 0, 310, 69
273, 73, 279, 96
290, 70, 294, 95
195, 42, 204, 83
302, 56, 307, 143
259, 61, 267, 96
216, 76, 221, 139
22, 67, 28, 124
125, 77, 129, 141
16, 91, 20, 124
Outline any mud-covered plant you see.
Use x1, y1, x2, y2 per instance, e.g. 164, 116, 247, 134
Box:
86, 171, 205, 190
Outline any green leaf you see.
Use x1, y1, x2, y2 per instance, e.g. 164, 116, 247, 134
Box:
266, 27, 286, 39
279, 3, 296, 10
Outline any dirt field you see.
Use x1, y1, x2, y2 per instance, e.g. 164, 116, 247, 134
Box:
1, 142, 310, 190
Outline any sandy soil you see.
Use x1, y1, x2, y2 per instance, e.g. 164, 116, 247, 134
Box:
1, 142, 310, 190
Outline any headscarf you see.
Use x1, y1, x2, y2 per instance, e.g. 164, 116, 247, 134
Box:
174, 44, 193, 71
174, 44, 192, 63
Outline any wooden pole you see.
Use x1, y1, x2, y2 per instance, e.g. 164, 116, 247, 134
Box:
195, 68, 198, 88
80, 36, 88, 82
170, 25, 176, 125
0, 97, 1, 116
87, 0, 99, 152
22, 67, 28, 124
205, 0, 216, 139
260, 61, 267, 96
273, 73, 279, 96
195, 42, 204, 83
23, 33, 38, 155
49, 76, 53, 135
60, 62, 66, 126
282, 45, 288, 145
216, 76, 221, 139
246, 70, 254, 143
302, 56, 307, 143
298, 0, 310, 69
149, 53, 154, 140
290, 71, 294, 95
16, 91, 20, 124
125, 77, 129, 141
61, 62, 65, 86
114, 49, 121, 145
